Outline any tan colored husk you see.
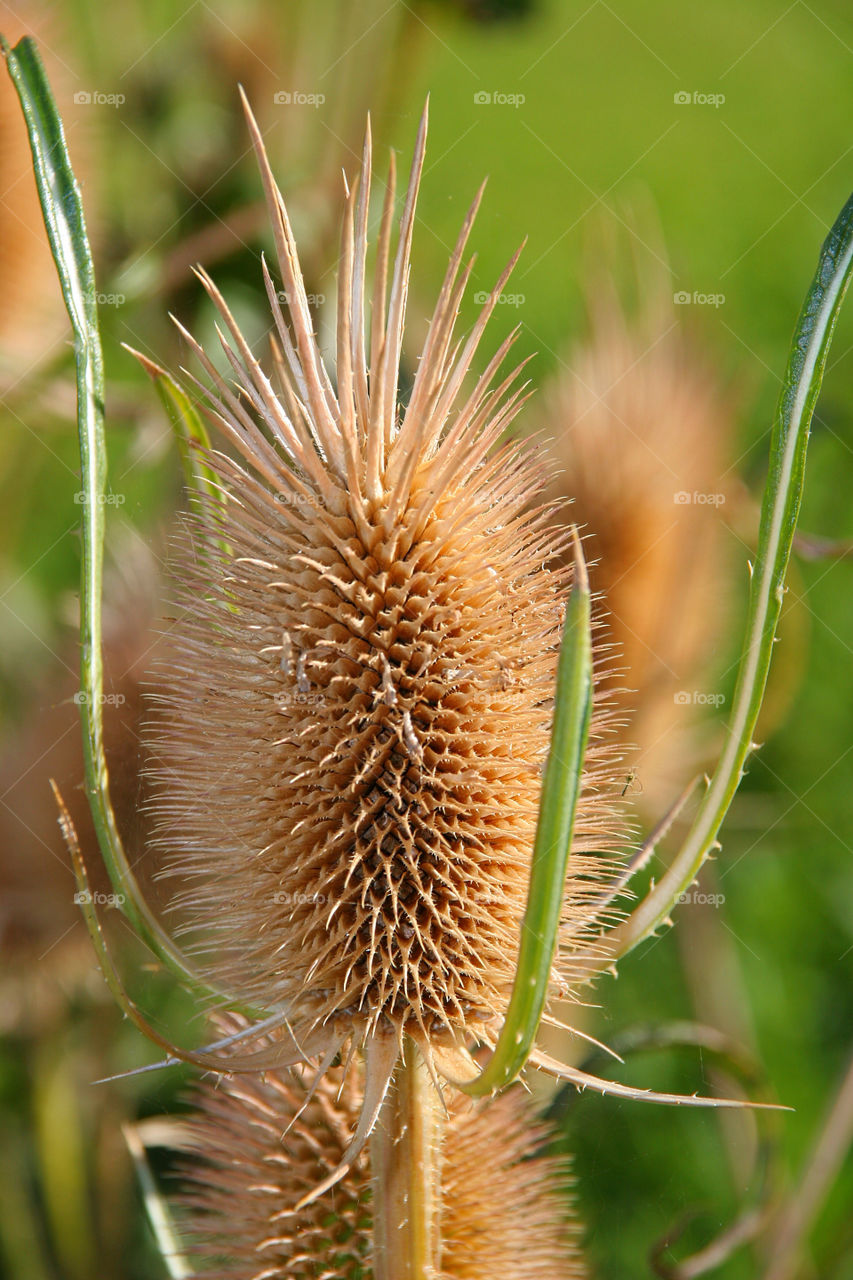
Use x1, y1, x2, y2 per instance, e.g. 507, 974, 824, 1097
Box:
541, 274, 734, 809
176, 1019, 587, 1279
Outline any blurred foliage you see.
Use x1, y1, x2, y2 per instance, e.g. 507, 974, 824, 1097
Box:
1, 0, 853, 1277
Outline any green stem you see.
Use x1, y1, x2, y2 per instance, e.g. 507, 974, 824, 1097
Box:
370, 1038, 442, 1280
123, 1126, 192, 1280
610, 189, 853, 958
1, 33, 210, 990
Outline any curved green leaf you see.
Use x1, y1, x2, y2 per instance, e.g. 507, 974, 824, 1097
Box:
123, 343, 226, 528
463, 531, 593, 1095
1, 34, 204, 988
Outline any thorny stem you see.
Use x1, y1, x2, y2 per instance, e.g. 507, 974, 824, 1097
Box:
370, 1037, 442, 1280
1, 33, 209, 991
609, 189, 853, 959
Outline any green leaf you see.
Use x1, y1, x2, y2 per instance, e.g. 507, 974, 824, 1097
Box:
123, 1125, 192, 1280
124, 344, 227, 536
1, 34, 202, 987
462, 530, 593, 1095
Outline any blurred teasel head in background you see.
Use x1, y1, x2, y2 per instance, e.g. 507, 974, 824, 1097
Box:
540, 264, 735, 809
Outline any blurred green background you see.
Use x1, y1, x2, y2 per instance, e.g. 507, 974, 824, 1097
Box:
1, 0, 852, 1276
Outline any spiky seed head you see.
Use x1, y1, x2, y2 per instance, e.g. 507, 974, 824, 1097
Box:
179, 1060, 372, 1278
441, 1091, 587, 1278
176, 1023, 587, 1279
144, 98, 624, 1098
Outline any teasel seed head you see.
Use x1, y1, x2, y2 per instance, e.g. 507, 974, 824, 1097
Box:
176, 1020, 586, 1278
144, 96, 625, 1133
440, 1091, 586, 1278
179, 1060, 372, 1278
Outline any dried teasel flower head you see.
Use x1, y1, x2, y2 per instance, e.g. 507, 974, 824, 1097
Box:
175, 1018, 587, 1279
540, 268, 734, 808
441, 1091, 586, 1278
179, 1055, 373, 1278
142, 97, 625, 1165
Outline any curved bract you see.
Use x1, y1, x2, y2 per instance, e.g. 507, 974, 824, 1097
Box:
609, 189, 853, 960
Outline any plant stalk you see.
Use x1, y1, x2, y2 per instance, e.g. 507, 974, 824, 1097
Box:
370, 1037, 442, 1280
608, 188, 853, 960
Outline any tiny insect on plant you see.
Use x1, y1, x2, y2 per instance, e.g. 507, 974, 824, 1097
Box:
4, 29, 853, 1280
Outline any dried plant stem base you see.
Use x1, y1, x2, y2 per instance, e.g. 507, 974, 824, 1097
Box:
371, 1037, 443, 1280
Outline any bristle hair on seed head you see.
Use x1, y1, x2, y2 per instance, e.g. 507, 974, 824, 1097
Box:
142, 97, 627, 1133
176, 1017, 587, 1279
